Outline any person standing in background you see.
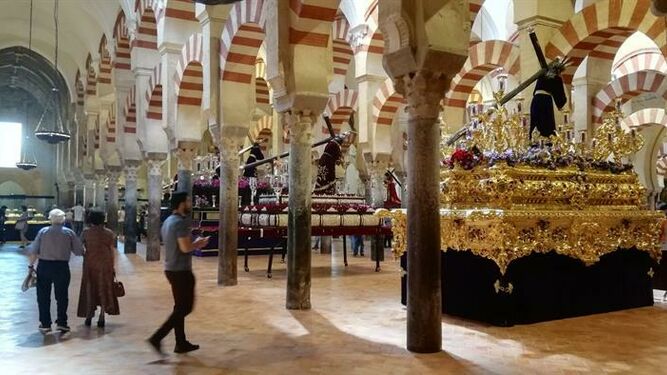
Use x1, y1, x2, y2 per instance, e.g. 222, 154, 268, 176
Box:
117, 206, 125, 241
65, 209, 74, 229
28, 209, 84, 335
16, 206, 30, 248
148, 192, 209, 355
72, 202, 85, 236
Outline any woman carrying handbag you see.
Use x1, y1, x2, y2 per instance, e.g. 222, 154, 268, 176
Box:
77, 209, 120, 328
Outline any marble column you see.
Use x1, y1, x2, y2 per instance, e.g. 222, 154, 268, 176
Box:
286, 111, 314, 310
402, 71, 449, 353
67, 182, 76, 208
106, 168, 121, 232
218, 136, 242, 286
319, 236, 332, 255
367, 160, 388, 208
83, 177, 95, 207
94, 173, 106, 209
146, 155, 166, 261
123, 161, 141, 254
175, 141, 198, 195
75, 183, 84, 206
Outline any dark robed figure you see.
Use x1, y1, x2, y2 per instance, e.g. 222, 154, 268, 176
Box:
530, 73, 567, 138
314, 137, 343, 195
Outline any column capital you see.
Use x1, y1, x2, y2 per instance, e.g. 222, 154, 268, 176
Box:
124, 160, 141, 182
176, 141, 199, 171
396, 70, 453, 120
147, 158, 165, 176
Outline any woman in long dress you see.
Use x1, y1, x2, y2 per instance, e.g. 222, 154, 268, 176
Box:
77, 209, 119, 327
16, 205, 30, 248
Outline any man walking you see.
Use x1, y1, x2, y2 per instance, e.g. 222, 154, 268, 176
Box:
72, 202, 85, 236
148, 192, 209, 355
28, 209, 84, 335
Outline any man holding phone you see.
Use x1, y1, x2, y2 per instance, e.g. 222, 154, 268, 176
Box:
148, 191, 209, 355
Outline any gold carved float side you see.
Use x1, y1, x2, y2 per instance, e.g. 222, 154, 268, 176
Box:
376, 208, 663, 275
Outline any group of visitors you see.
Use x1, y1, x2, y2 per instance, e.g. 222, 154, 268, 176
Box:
28, 208, 119, 334
26, 192, 208, 356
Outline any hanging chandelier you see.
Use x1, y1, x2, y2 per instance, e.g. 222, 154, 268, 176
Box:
34, 0, 70, 144
16, 0, 38, 170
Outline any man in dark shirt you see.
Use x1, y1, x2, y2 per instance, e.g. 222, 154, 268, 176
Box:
148, 192, 209, 355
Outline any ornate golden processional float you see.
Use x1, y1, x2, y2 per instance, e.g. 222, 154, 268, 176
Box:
377, 83, 664, 325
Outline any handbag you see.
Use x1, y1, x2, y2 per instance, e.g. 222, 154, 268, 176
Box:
113, 273, 125, 297
21, 268, 37, 292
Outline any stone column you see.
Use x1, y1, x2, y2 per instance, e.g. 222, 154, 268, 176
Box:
146, 155, 167, 261
83, 176, 95, 207
319, 236, 332, 254
67, 182, 76, 208
286, 111, 314, 310
402, 71, 449, 353
175, 141, 198, 195
123, 161, 141, 254
366, 160, 388, 208
94, 173, 106, 209
218, 135, 242, 286
106, 168, 121, 232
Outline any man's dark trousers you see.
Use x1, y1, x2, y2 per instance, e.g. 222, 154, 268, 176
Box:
151, 270, 195, 345
36, 260, 71, 326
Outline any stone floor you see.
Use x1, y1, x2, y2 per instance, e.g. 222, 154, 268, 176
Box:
1, 240, 666, 375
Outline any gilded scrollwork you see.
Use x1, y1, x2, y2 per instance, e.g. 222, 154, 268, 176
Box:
384, 209, 664, 275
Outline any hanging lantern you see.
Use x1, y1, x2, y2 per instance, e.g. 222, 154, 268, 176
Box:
34, 0, 70, 144
35, 88, 70, 144
16, 2, 38, 171
16, 135, 38, 171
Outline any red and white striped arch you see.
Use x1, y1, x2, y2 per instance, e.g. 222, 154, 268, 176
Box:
289, 0, 339, 48
613, 48, 667, 78
124, 86, 137, 134
94, 119, 100, 149
255, 77, 270, 105
657, 142, 667, 178
133, 0, 158, 50
175, 33, 204, 107
324, 89, 358, 149
74, 70, 84, 106
332, 15, 353, 79
248, 115, 272, 151
113, 11, 131, 71
220, 0, 266, 85
97, 35, 112, 85
621, 107, 667, 131
469, 0, 484, 23
544, 0, 667, 85
156, 0, 196, 23
85, 54, 97, 96
445, 40, 520, 108
592, 70, 667, 124
372, 78, 406, 128
145, 62, 162, 120
106, 112, 116, 143
364, 0, 378, 28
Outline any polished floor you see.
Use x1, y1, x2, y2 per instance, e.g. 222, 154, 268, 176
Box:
0, 240, 666, 375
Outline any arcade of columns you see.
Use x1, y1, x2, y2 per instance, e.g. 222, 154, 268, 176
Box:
52, 0, 667, 353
